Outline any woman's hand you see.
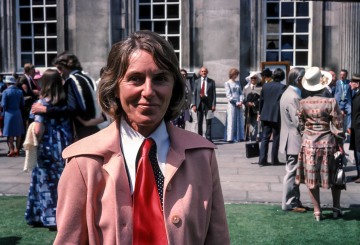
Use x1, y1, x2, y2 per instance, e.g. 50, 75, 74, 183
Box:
338, 145, 344, 154
31, 103, 47, 114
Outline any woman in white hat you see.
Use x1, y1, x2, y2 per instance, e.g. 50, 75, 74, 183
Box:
1, 76, 25, 156
296, 67, 345, 221
243, 71, 262, 141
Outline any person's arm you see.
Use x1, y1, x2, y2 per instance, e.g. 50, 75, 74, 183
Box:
54, 157, 88, 245
185, 80, 192, 108
298, 105, 305, 136
259, 89, 264, 117
32, 82, 77, 117
211, 80, 216, 111
1, 91, 6, 109
31, 102, 73, 118
331, 99, 346, 143
76, 115, 105, 127
242, 89, 247, 104
204, 150, 230, 244
191, 80, 198, 113
224, 82, 232, 101
21, 83, 29, 94
33, 121, 45, 140
287, 96, 300, 129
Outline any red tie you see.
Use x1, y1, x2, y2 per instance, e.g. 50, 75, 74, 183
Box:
200, 79, 205, 97
133, 138, 167, 245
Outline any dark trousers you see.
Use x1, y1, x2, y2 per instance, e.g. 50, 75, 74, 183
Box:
197, 102, 212, 140
259, 121, 280, 164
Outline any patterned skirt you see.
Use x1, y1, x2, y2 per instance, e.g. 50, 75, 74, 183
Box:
296, 146, 337, 189
25, 165, 63, 227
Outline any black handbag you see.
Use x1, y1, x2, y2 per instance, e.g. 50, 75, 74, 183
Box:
333, 151, 346, 190
245, 142, 260, 158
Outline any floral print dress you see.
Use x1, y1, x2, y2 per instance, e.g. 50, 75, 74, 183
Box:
296, 96, 345, 189
25, 99, 73, 227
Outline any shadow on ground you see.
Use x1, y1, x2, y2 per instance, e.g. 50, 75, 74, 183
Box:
0, 236, 22, 245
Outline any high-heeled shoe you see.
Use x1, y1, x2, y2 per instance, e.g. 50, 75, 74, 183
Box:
13, 150, 19, 157
314, 211, 323, 221
333, 207, 344, 218
7, 151, 15, 157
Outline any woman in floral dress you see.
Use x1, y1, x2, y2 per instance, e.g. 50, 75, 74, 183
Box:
25, 69, 73, 230
296, 67, 345, 221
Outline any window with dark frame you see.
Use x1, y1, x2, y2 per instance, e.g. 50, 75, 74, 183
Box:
265, 1, 310, 66
17, 0, 57, 68
137, 0, 181, 63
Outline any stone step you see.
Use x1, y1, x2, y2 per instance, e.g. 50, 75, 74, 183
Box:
216, 87, 227, 108
216, 88, 226, 98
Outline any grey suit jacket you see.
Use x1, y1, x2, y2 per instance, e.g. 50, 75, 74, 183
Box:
191, 77, 217, 109
279, 86, 302, 155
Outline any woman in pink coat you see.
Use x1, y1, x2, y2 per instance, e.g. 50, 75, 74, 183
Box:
54, 30, 229, 245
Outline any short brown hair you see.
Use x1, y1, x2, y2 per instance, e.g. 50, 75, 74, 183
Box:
24, 63, 34, 73
52, 51, 83, 71
98, 30, 185, 122
228, 68, 239, 79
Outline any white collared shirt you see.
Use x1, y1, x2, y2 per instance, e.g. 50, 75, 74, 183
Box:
120, 118, 169, 193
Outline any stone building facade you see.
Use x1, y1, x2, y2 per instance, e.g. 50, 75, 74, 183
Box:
1, 0, 359, 84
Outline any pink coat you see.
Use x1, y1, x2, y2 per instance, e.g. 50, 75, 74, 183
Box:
54, 121, 230, 245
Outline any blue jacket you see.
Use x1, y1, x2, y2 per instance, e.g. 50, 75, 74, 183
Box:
334, 79, 352, 104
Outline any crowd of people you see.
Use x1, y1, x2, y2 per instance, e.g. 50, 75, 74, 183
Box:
0, 52, 109, 231
0, 29, 359, 239
169, 62, 360, 222
220, 65, 360, 221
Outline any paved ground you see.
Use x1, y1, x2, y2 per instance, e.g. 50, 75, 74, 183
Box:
0, 134, 359, 209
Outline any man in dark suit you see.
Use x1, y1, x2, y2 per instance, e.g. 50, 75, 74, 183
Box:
258, 68, 286, 166
20, 63, 39, 124
349, 74, 360, 183
191, 66, 216, 141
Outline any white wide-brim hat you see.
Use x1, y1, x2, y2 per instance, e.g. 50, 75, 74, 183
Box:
245, 71, 261, 83
302, 67, 331, 91
4, 75, 16, 84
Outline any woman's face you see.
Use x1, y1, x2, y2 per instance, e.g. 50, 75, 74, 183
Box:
231, 74, 239, 81
118, 50, 175, 136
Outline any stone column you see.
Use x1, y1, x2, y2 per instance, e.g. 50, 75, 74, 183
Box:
339, 3, 360, 75
0, 0, 17, 73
